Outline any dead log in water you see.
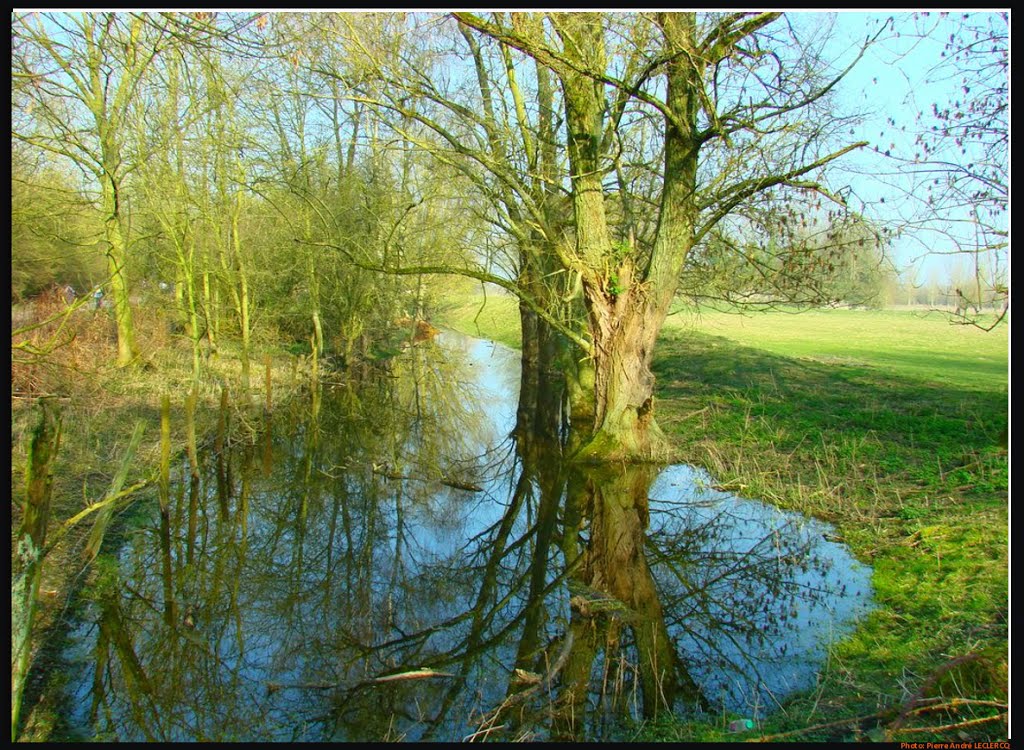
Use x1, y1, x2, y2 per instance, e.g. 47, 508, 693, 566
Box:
371, 466, 483, 492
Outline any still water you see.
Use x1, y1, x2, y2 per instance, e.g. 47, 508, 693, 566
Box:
62, 332, 872, 741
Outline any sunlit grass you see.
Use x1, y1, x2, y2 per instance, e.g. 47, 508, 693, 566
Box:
436, 295, 1008, 392
661, 306, 1007, 391
432, 286, 522, 351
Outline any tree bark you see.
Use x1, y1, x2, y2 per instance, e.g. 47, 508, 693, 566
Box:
554, 12, 701, 463
99, 156, 140, 368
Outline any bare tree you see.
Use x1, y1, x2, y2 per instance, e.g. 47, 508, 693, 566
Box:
453, 12, 873, 460
12, 12, 176, 365
884, 12, 1008, 329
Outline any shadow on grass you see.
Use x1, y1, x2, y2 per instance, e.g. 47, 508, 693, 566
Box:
652, 329, 1008, 502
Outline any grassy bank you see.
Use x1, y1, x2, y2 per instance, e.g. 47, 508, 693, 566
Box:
435, 294, 1009, 741
10, 296, 313, 741
433, 284, 523, 351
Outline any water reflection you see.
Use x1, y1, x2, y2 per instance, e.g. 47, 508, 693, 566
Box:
63, 332, 872, 742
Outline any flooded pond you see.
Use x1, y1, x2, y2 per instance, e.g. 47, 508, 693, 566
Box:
61, 331, 873, 742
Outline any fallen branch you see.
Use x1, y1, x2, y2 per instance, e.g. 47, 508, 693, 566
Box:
747, 711, 886, 742
373, 467, 483, 492
42, 478, 153, 559
463, 724, 508, 742
888, 712, 1007, 736
888, 652, 985, 733
469, 629, 576, 739
679, 405, 711, 422
748, 694, 1007, 743
368, 668, 456, 684
440, 477, 485, 492
265, 668, 455, 694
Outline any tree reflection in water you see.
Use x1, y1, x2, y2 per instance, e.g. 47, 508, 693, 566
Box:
63, 332, 871, 742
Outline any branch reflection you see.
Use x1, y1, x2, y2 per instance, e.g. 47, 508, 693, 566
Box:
65, 332, 871, 742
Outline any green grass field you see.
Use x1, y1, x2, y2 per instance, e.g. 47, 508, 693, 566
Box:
435, 293, 1009, 741
436, 294, 1007, 391
662, 306, 1007, 391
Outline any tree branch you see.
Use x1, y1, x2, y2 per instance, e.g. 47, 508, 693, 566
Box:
300, 239, 592, 354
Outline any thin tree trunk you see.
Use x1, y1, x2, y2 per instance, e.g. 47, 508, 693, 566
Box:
232, 194, 251, 393
100, 171, 139, 368
203, 270, 218, 356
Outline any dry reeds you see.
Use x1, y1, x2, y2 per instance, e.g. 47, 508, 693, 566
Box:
11, 290, 115, 398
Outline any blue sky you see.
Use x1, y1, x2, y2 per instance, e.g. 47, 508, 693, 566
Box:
819, 10, 1009, 286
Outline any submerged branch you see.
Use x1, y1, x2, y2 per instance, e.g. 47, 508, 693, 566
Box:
265, 668, 457, 694
373, 467, 484, 493
41, 477, 154, 560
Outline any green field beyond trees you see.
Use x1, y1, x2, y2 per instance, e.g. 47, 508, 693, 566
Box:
440, 293, 1008, 389
438, 293, 1008, 741
669, 308, 1008, 391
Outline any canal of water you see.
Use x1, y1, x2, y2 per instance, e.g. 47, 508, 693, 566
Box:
59, 331, 873, 741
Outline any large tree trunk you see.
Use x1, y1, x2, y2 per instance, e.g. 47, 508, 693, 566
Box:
578, 295, 669, 461
554, 15, 663, 461
554, 12, 700, 463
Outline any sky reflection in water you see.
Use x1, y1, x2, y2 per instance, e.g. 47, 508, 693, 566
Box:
62, 331, 872, 742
